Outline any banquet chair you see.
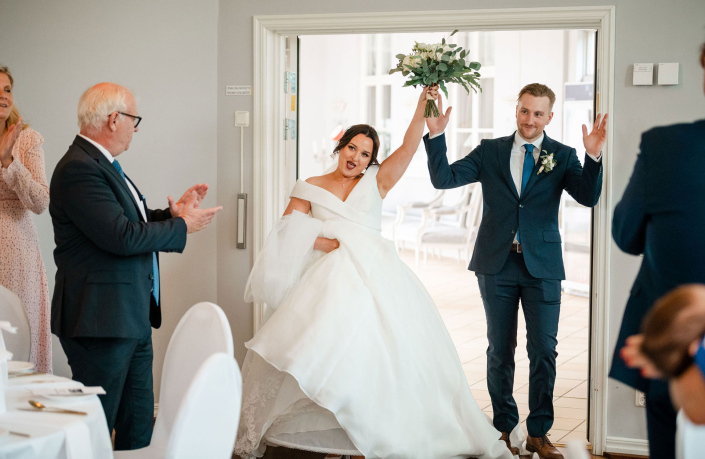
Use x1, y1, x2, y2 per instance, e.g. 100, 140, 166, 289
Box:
410, 183, 483, 270
115, 302, 236, 458
0, 285, 30, 361
118, 353, 241, 459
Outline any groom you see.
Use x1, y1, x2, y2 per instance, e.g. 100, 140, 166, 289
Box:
424, 83, 607, 459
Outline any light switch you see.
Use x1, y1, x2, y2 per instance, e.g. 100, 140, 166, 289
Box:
633, 63, 653, 86
235, 111, 249, 127
658, 63, 679, 85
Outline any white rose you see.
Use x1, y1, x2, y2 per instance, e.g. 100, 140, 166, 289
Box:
402, 56, 411, 68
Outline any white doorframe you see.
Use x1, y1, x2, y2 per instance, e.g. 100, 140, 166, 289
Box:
252, 6, 615, 455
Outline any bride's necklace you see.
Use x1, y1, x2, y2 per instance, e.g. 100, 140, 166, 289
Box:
332, 175, 356, 187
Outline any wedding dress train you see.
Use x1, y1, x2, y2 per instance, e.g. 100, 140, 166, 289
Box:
234, 166, 515, 459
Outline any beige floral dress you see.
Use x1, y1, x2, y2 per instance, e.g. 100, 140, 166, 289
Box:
0, 128, 51, 373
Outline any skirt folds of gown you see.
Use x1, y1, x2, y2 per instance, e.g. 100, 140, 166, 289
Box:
240, 219, 512, 459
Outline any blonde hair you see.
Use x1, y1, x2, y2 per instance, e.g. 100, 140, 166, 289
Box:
77, 83, 130, 136
0, 65, 29, 131
518, 83, 556, 110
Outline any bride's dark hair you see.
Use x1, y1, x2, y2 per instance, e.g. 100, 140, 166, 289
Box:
333, 124, 381, 168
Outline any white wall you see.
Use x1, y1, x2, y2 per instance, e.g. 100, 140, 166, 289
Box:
218, 0, 705, 447
0, 0, 219, 399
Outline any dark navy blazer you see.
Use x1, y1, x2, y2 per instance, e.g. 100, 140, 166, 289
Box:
610, 119, 705, 391
424, 132, 602, 280
50, 136, 187, 339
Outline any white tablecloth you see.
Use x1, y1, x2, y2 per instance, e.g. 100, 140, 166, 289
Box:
0, 373, 113, 459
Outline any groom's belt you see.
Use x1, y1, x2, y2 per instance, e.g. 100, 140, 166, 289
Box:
510, 243, 523, 253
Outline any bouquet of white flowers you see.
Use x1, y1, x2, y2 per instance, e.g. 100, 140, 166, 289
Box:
389, 30, 482, 117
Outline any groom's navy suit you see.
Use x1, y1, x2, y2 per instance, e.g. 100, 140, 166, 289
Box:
610, 120, 705, 459
424, 131, 602, 437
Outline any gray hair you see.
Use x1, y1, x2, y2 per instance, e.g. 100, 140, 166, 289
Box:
77, 83, 130, 135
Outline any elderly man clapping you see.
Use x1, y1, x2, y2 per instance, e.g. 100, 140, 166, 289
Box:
50, 82, 221, 450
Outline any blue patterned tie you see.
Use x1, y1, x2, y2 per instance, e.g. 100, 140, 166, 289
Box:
112, 160, 160, 306
517, 144, 534, 244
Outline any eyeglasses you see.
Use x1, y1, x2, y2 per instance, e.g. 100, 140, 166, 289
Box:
109, 111, 142, 128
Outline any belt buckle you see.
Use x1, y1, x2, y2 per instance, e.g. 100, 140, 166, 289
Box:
516, 243, 522, 253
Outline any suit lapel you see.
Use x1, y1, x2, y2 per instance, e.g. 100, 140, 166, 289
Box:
521, 133, 554, 198
497, 135, 519, 200
73, 136, 144, 220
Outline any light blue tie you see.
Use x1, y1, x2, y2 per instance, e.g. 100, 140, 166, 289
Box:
112, 160, 160, 306
516, 144, 534, 244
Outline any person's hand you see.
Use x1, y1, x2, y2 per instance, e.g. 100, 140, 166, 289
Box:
425, 86, 452, 137
0, 116, 22, 168
314, 237, 340, 253
582, 113, 608, 157
621, 334, 663, 379
169, 183, 209, 215
168, 191, 222, 234
418, 85, 439, 107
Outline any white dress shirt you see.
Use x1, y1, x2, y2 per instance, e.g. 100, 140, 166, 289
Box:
78, 134, 147, 222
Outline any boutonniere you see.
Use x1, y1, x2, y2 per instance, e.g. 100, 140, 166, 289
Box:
537, 151, 557, 175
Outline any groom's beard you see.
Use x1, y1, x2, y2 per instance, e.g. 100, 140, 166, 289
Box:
517, 124, 543, 142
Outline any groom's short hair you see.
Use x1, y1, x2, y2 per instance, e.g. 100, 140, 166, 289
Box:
518, 83, 556, 110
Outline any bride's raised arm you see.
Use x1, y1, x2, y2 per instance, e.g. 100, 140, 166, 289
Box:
376, 86, 439, 198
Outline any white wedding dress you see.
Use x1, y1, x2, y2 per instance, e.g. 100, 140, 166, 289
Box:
234, 166, 514, 459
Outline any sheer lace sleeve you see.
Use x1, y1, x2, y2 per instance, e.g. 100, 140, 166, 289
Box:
244, 210, 323, 311
1, 128, 50, 215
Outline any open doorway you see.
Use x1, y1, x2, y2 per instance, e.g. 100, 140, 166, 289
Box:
298, 29, 596, 446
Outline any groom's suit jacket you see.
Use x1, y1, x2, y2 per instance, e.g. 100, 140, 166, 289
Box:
50, 136, 187, 339
424, 132, 602, 280
610, 119, 705, 391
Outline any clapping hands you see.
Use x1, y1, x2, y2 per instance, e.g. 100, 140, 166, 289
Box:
168, 184, 223, 234
0, 116, 22, 168
620, 334, 663, 379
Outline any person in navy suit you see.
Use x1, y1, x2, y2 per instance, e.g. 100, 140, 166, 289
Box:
50, 83, 222, 450
423, 83, 607, 459
611, 43, 705, 459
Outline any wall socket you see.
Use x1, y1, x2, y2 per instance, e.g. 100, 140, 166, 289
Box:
635, 390, 646, 407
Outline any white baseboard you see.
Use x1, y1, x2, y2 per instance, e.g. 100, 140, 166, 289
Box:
605, 436, 649, 456
154, 403, 159, 418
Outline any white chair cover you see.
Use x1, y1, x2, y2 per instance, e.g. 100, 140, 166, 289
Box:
115, 302, 235, 459
677, 409, 705, 459
167, 353, 241, 459
0, 285, 30, 362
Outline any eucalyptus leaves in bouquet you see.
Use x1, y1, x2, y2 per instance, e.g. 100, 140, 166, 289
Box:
389, 30, 482, 117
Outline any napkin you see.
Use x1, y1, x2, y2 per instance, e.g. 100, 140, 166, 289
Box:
30, 386, 106, 396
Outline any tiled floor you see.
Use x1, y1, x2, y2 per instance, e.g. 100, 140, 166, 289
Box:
396, 249, 590, 446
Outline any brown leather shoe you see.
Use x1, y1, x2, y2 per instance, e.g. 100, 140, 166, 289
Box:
499, 432, 519, 455
525, 435, 564, 459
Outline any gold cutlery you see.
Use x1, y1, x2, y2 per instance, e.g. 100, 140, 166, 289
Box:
20, 400, 87, 416
8, 372, 44, 379
8, 431, 30, 437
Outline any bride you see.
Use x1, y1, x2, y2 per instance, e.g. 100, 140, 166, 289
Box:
234, 87, 515, 459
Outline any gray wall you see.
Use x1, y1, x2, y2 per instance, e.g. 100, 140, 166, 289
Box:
2, 0, 704, 447
217, 0, 705, 445
0, 0, 219, 399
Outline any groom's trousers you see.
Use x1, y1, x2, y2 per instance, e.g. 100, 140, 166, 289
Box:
476, 251, 561, 437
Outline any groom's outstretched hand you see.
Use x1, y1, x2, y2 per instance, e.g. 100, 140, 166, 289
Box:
582, 113, 609, 157
425, 84, 452, 138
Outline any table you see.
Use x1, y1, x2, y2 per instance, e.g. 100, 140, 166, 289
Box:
0, 373, 113, 459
